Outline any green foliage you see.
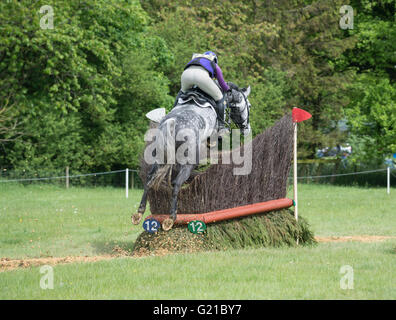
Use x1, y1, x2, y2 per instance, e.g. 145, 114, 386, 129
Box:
346, 74, 396, 161
274, 0, 356, 157
142, 0, 357, 157
141, 0, 293, 137
1, 0, 395, 171
340, 0, 395, 81
342, 0, 396, 162
0, 0, 173, 171
248, 69, 292, 136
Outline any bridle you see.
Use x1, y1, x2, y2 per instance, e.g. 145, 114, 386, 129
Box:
227, 89, 251, 130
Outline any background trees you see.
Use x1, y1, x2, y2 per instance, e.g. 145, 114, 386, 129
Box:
0, 0, 395, 172
142, 0, 357, 157
342, 0, 396, 164
0, 0, 173, 172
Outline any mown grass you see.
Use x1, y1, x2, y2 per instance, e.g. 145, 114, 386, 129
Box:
0, 183, 395, 299
286, 184, 396, 236
0, 184, 143, 258
1, 242, 395, 299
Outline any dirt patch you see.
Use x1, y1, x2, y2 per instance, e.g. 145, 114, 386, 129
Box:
0, 255, 120, 272
0, 243, 188, 272
131, 247, 181, 258
0, 246, 134, 272
315, 235, 396, 243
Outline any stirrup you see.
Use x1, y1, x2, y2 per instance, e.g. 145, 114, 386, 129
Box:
217, 120, 230, 137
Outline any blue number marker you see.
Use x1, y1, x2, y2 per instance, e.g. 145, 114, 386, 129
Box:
143, 218, 160, 233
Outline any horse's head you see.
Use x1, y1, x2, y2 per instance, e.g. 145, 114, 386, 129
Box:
228, 85, 251, 136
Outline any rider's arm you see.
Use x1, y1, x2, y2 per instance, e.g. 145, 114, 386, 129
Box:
215, 65, 230, 93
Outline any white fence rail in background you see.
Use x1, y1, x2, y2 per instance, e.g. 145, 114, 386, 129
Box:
0, 167, 394, 197
292, 168, 387, 179
0, 168, 139, 199
289, 167, 394, 195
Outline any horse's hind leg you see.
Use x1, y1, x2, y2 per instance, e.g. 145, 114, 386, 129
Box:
139, 164, 159, 213
131, 164, 158, 225
162, 164, 195, 231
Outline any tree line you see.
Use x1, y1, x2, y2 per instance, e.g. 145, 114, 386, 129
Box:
0, 0, 395, 174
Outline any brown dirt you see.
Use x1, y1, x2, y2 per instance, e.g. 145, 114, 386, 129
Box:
0, 244, 184, 272
315, 235, 396, 243
0, 245, 133, 272
0, 255, 119, 272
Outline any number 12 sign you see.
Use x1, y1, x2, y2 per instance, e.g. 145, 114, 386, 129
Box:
143, 218, 160, 233
188, 220, 207, 234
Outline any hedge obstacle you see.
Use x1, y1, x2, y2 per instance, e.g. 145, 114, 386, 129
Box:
132, 113, 315, 256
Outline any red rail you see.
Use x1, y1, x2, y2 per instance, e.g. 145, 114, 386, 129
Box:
145, 198, 293, 225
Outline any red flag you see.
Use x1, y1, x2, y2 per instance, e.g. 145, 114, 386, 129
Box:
292, 107, 312, 123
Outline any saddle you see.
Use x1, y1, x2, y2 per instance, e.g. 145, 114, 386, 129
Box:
177, 86, 217, 109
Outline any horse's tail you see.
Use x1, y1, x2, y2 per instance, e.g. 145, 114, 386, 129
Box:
147, 118, 176, 191
147, 164, 173, 191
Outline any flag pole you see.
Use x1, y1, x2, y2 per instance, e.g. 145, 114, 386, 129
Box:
291, 107, 312, 245
293, 122, 298, 222
293, 122, 299, 245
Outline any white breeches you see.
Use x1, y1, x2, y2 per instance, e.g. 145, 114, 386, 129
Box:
181, 66, 223, 101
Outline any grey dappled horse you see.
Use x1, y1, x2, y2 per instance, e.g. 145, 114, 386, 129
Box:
132, 86, 251, 231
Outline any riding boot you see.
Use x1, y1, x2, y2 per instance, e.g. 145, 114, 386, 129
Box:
173, 90, 183, 108
215, 96, 229, 137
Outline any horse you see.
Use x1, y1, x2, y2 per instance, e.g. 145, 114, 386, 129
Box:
131, 85, 252, 231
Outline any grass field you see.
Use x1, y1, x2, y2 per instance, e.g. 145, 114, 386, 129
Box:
0, 183, 395, 299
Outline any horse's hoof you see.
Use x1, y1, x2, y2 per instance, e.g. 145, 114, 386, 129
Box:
162, 218, 174, 231
131, 213, 143, 225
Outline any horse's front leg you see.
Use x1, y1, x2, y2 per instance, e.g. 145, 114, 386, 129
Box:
162, 164, 195, 231
131, 164, 158, 225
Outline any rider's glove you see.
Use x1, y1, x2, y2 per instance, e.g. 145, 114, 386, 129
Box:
227, 82, 239, 91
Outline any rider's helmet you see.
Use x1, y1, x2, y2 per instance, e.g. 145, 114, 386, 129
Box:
203, 51, 218, 64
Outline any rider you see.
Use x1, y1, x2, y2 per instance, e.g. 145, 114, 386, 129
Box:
177, 51, 230, 133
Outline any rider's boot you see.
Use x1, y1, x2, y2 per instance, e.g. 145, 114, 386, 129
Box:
215, 96, 229, 137
173, 90, 183, 108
